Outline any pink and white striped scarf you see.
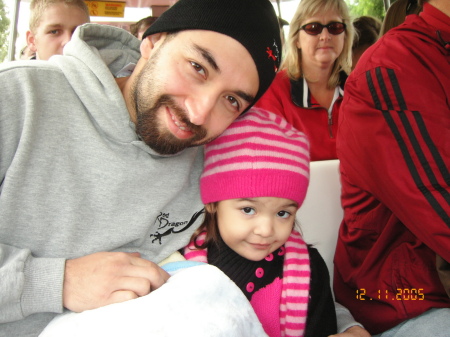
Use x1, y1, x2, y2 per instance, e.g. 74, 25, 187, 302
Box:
184, 230, 310, 337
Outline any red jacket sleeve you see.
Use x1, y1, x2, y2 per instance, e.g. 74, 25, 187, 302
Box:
338, 34, 450, 262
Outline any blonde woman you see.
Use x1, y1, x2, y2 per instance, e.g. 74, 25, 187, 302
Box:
255, 0, 353, 161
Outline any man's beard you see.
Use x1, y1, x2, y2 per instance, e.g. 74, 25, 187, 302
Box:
130, 46, 208, 155
135, 94, 208, 155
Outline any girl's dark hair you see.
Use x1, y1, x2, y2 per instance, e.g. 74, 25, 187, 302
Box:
190, 203, 221, 249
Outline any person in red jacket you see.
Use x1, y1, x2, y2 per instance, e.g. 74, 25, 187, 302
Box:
334, 0, 450, 335
255, 0, 354, 161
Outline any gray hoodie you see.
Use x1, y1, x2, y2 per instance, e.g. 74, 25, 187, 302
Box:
0, 23, 204, 336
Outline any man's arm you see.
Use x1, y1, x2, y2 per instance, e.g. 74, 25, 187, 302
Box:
0, 245, 170, 323
0, 244, 66, 322
0, 65, 63, 323
63, 252, 169, 312
338, 59, 450, 261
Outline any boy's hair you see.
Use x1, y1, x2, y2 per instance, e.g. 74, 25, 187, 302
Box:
29, 0, 90, 32
283, 0, 354, 88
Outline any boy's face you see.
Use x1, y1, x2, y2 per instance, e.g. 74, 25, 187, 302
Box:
128, 30, 259, 155
26, 3, 89, 60
216, 197, 298, 261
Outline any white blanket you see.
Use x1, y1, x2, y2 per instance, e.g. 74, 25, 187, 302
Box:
40, 262, 267, 337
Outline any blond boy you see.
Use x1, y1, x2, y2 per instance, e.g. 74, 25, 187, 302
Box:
26, 0, 90, 60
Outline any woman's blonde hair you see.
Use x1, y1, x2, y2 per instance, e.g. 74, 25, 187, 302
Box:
283, 0, 354, 88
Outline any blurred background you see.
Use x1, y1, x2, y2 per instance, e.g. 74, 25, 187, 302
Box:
0, 0, 388, 62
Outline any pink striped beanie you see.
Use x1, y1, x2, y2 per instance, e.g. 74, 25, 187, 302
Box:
201, 108, 310, 206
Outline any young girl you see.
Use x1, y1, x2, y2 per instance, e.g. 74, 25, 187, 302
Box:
184, 108, 337, 337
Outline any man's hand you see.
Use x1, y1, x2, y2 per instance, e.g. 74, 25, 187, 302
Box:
63, 252, 170, 312
329, 326, 371, 337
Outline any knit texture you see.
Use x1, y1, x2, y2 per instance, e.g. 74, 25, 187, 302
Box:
207, 237, 284, 301
142, 0, 282, 105
201, 108, 310, 206
184, 231, 311, 337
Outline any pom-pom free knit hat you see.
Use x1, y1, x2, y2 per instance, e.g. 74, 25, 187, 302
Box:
201, 108, 310, 206
142, 0, 282, 105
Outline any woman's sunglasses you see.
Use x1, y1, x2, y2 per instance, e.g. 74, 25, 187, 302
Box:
300, 22, 346, 36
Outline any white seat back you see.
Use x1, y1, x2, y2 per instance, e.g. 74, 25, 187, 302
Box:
295, 159, 342, 287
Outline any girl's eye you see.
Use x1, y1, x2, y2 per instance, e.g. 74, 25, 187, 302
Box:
49, 30, 59, 35
241, 207, 255, 215
190, 61, 206, 77
277, 211, 291, 219
225, 95, 240, 111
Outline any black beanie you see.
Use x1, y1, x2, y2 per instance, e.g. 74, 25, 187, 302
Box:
142, 0, 282, 106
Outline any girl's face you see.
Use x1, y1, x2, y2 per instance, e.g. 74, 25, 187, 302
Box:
216, 197, 298, 261
296, 9, 345, 69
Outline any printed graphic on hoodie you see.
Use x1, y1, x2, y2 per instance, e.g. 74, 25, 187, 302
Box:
150, 209, 204, 244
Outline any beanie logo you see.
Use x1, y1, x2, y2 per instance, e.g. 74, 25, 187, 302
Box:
149, 209, 204, 244
266, 39, 280, 72
266, 47, 277, 61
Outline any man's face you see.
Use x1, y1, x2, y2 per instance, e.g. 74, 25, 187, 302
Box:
27, 3, 89, 60
130, 30, 259, 155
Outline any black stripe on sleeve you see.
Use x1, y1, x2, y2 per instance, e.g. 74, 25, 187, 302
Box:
412, 111, 450, 204
376, 67, 394, 110
397, 110, 449, 204
387, 68, 407, 111
366, 70, 381, 110
366, 67, 450, 226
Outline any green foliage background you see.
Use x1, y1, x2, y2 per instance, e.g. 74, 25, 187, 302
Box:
0, 0, 10, 62
346, 0, 386, 20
